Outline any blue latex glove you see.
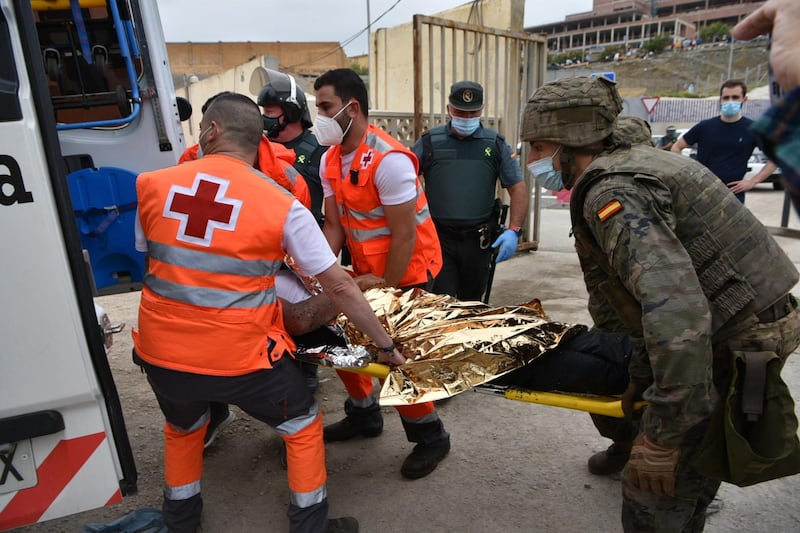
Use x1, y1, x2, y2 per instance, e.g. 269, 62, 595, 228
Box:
491, 229, 519, 263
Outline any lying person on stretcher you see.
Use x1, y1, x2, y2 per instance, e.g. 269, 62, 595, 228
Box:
279, 270, 631, 399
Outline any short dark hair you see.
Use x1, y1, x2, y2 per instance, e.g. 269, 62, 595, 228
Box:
314, 68, 369, 117
202, 91, 234, 114
720, 79, 747, 98
203, 93, 263, 151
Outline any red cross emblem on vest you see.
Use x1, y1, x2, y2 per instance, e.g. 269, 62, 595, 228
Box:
360, 149, 374, 170
164, 174, 242, 247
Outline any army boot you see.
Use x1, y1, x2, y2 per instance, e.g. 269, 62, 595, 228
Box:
588, 441, 632, 476
323, 398, 383, 442
400, 418, 451, 479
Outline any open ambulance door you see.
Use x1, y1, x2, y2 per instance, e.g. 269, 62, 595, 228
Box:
0, 0, 136, 529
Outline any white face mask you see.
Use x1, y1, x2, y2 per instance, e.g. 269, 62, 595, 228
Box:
197, 125, 213, 157
314, 102, 353, 146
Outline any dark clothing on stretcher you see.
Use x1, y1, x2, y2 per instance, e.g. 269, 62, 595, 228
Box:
492, 330, 631, 395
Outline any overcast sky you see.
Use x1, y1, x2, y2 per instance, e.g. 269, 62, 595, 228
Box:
157, 0, 592, 57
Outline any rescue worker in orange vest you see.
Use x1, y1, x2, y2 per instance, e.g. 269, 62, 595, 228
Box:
132, 93, 405, 533
314, 68, 450, 480
179, 92, 312, 210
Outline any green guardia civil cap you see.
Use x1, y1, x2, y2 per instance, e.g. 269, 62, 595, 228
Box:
521, 76, 623, 146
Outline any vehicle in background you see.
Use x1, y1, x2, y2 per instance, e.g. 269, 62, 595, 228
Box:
1, 0, 188, 529
745, 148, 785, 190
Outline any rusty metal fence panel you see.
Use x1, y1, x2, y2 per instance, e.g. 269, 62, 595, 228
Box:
410, 15, 548, 245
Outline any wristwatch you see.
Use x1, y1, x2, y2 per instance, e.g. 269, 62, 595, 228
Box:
378, 343, 396, 353
509, 225, 523, 237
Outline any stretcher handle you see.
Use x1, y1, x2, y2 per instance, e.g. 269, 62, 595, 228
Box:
503, 388, 647, 418
335, 362, 391, 379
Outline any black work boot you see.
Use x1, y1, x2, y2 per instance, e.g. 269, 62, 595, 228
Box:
323, 399, 383, 442
327, 516, 359, 532
588, 441, 632, 476
400, 418, 450, 479
401, 439, 451, 479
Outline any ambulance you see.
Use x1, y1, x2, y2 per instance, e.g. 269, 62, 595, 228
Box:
0, 0, 188, 528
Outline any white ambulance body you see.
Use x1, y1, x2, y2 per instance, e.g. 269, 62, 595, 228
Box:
0, 0, 187, 528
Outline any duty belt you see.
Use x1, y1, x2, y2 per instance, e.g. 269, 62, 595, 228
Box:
434, 220, 495, 249
756, 294, 797, 323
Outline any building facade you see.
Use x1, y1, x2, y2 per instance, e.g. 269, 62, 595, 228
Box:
527, 0, 766, 54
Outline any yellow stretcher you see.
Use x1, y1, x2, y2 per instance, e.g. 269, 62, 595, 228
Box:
337, 362, 647, 418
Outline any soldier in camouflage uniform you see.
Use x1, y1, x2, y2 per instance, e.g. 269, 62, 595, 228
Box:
613, 115, 655, 147
521, 76, 800, 531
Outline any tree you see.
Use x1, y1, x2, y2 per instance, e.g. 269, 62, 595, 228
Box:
700, 22, 730, 43
548, 50, 584, 66
349, 62, 368, 76
642, 34, 670, 54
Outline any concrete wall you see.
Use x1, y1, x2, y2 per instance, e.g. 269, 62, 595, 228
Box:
175, 56, 307, 145
167, 42, 347, 77
370, 0, 525, 112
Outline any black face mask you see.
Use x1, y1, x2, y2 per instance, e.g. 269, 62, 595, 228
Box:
262, 114, 286, 139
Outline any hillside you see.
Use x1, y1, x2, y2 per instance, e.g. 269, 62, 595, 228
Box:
561, 40, 770, 98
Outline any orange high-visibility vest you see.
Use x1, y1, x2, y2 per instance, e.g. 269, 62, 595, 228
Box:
257, 135, 312, 210
134, 154, 296, 376
178, 143, 200, 164
323, 125, 442, 287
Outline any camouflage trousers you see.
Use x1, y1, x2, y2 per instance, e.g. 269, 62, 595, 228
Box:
621, 301, 800, 532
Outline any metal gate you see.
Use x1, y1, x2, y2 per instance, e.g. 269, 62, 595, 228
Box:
411, 15, 548, 244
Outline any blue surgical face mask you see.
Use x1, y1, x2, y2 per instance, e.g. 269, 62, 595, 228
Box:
721, 101, 742, 117
451, 116, 480, 137
528, 147, 563, 191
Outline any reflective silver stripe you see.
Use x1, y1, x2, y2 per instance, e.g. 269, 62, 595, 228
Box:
291, 485, 327, 508
399, 412, 440, 425
347, 204, 384, 221
351, 226, 392, 242
167, 412, 209, 434
148, 241, 281, 277
275, 401, 320, 436
145, 273, 276, 309
164, 480, 201, 500
348, 207, 430, 242
364, 132, 393, 154
416, 204, 431, 224
283, 165, 300, 186
348, 394, 378, 409
247, 166, 296, 198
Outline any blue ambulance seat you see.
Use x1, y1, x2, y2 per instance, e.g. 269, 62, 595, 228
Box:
66, 166, 143, 291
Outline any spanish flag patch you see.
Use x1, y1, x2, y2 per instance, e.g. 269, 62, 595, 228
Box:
597, 199, 623, 221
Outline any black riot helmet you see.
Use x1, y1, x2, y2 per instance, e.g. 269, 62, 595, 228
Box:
257, 68, 313, 137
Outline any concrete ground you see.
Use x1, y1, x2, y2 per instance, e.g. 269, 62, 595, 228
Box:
17, 183, 800, 533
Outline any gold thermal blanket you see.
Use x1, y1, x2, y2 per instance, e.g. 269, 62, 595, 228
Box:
334, 288, 583, 406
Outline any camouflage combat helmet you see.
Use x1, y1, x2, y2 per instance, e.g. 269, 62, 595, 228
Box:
613, 115, 655, 147
521, 76, 623, 146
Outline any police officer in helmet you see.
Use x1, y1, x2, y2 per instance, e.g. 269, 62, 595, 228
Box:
258, 69, 326, 225
259, 70, 329, 392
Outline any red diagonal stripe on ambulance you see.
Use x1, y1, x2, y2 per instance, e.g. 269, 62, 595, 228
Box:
0, 432, 106, 530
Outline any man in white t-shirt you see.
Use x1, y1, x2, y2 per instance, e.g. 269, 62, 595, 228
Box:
313, 68, 450, 480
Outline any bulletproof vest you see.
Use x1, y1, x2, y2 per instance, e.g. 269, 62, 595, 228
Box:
286, 130, 325, 223
571, 144, 798, 338
421, 126, 502, 225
